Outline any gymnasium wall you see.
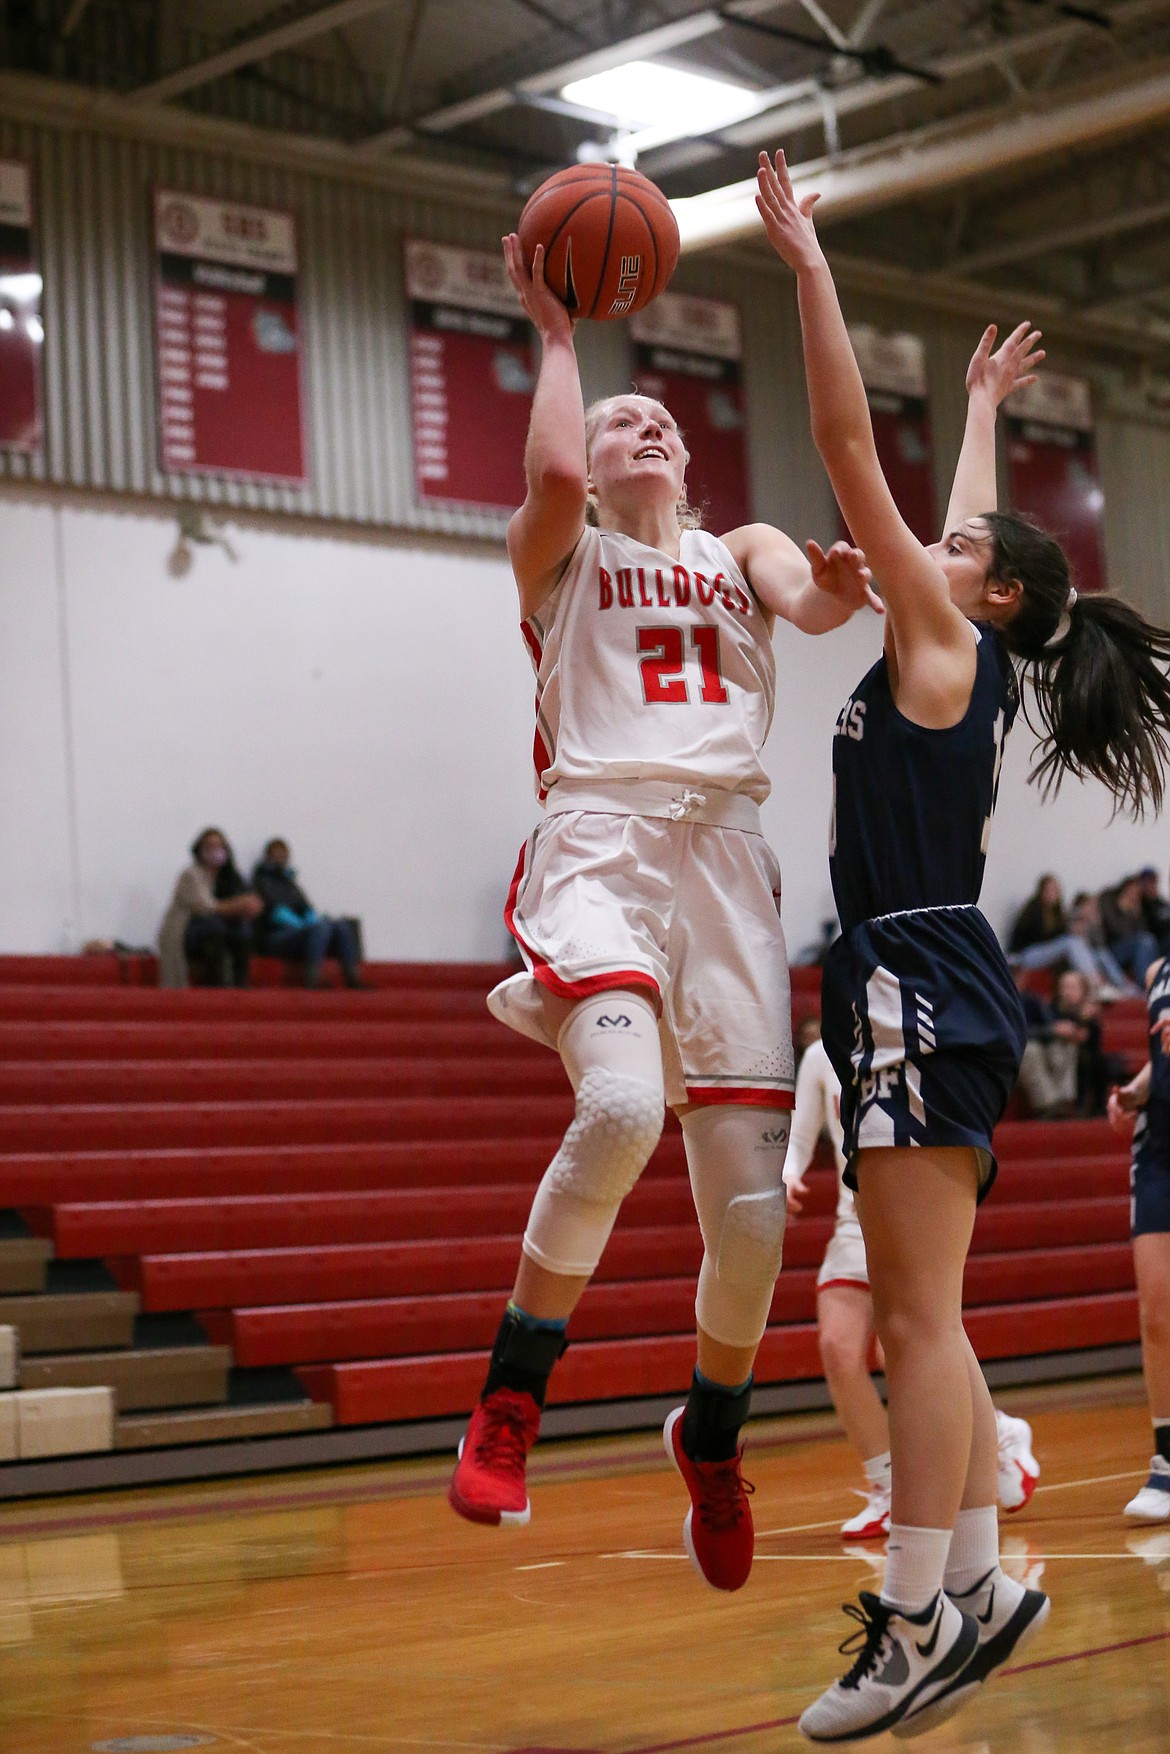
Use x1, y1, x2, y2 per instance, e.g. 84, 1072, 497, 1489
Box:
0, 104, 1167, 959
0, 488, 1162, 962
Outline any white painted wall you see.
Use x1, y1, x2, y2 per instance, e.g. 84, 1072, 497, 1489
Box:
0, 490, 1165, 961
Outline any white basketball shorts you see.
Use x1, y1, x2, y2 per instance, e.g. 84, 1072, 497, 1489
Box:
491, 808, 794, 1112
816, 1208, 870, 1293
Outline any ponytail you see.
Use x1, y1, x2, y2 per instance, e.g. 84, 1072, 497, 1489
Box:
986, 510, 1170, 817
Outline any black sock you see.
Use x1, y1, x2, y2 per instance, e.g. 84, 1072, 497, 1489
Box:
1155, 1419, 1170, 1465
681, 1368, 752, 1463
481, 1308, 568, 1409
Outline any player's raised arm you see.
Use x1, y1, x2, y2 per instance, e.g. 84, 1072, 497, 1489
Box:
754, 150, 979, 720
944, 323, 1043, 535
502, 234, 588, 619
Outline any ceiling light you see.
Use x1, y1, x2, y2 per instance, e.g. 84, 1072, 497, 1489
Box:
562, 60, 758, 143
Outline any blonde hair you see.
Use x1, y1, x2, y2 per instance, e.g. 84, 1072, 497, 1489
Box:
583, 393, 702, 530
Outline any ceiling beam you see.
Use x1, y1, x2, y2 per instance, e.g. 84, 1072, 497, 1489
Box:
672, 61, 1170, 250
948, 193, 1170, 276
130, 0, 403, 106
647, 0, 1170, 177
352, 0, 788, 156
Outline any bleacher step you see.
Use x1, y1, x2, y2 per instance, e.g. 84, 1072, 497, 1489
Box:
20, 1344, 232, 1410
0, 1236, 52, 1294
0, 1290, 138, 1354
115, 1399, 333, 1450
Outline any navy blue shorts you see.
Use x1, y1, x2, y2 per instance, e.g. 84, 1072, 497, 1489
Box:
822, 904, 1027, 1202
1132, 1104, 1170, 1236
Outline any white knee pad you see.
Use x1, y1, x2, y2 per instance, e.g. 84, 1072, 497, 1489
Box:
683, 1105, 791, 1350
522, 991, 665, 1278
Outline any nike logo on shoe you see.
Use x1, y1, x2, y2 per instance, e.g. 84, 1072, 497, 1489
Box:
915, 1606, 944, 1658
976, 1586, 996, 1626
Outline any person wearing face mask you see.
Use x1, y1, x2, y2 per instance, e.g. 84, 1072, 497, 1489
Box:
157, 827, 263, 988
251, 838, 369, 989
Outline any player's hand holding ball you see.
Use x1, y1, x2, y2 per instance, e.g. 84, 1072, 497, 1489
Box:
502, 233, 575, 343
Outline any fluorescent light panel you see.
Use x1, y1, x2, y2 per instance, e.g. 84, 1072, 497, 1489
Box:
562, 60, 758, 137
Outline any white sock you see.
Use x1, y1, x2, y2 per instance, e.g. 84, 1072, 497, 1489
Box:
864, 1450, 891, 1489
943, 1505, 999, 1598
881, 1524, 952, 1615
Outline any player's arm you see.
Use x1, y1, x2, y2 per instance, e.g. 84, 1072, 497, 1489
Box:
944, 323, 1043, 534
783, 1047, 825, 1212
501, 234, 587, 621
1109, 1059, 1150, 1131
754, 151, 977, 724
724, 523, 882, 633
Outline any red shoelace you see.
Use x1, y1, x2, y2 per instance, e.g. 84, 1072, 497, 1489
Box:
694, 1454, 755, 1532
471, 1397, 537, 1477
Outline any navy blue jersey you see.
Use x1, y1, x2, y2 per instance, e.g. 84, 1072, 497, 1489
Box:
829, 624, 1019, 933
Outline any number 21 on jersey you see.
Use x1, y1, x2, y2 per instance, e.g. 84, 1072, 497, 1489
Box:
637, 625, 729, 705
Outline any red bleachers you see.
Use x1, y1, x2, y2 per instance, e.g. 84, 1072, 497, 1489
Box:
0, 954, 1143, 1441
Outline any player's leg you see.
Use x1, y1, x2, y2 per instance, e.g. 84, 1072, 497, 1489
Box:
665, 1098, 790, 1591
449, 984, 665, 1527
1126, 1228, 1170, 1519
817, 1284, 891, 1538
800, 1145, 981, 1743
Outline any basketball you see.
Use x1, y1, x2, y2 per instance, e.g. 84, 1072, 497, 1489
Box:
517, 164, 680, 321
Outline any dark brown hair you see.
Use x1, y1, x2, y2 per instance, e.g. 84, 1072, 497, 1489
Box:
984, 510, 1170, 817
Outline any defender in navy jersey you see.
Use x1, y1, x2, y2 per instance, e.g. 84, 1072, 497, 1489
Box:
823, 622, 1027, 1193
760, 144, 1170, 1743
1110, 955, 1170, 1521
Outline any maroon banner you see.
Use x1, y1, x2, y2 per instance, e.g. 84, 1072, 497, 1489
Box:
406, 241, 533, 512
154, 190, 306, 483
0, 162, 43, 453
630, 293, 750, 535
847, 325, 936, 545
1006, 374, 1106, 593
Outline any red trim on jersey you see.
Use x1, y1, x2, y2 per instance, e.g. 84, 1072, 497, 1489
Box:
684, 1086, 796, 1110
817, 1276, 871, 1294
504, 842, 662, 1012
520, 619, 543, 666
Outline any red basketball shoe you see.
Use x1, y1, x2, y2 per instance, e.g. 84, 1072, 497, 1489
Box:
664, 1405, 755, 1591
448, 1387, 542, 1527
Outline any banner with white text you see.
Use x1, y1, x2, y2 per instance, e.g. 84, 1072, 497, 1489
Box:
0, 162, 43, 453
154, 190, 307, 483
847, 325, 936, 546
1005, 373, 1106, 593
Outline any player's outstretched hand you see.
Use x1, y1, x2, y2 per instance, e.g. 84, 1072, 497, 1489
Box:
808, 538, 884, 616
965, 322, 1044, 408
502, 234, 575, 343
1106, 1086, 1133, 1133
755, 149, 823, 272
785, 1173, 809, 1216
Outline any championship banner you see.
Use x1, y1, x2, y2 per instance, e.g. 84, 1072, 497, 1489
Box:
405, 240, 533, 512
1005, 373, 1106, 593
0, 162, 43, 453
153, 190, 307, 483
629, 293, 750, 535
848, 325, 936, 544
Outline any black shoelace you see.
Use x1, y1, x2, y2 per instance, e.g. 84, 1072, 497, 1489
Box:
837, 1595, 896, 1690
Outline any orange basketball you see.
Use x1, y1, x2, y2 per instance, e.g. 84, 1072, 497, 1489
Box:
518, 164, 680, 321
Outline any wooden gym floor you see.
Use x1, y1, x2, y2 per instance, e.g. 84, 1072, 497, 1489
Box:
0, 1375, 1164, 1754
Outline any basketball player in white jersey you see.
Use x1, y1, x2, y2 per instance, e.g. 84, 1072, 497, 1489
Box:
784, 1022, 1040, 1540
448, 232, 881, 1593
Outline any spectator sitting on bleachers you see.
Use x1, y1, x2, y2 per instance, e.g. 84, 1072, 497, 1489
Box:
1101, 873, 1162, 986
158, 827, 263, 989
1139, 865, 1170, 953
1051, 969, 1119, 1117
1015, 970, 1078, 1119
251, 839, 370, 989
1008, 875, 1132, 995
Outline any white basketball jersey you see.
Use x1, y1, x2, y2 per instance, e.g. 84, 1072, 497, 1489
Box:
521, 525, 776, 803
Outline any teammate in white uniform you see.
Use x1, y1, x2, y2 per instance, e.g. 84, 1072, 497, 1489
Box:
448, 231, 881, 1592
784, 1024, 1040, 1540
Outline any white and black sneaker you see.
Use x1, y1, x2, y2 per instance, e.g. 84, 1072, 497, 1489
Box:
798, 1591, 977, 1743
891, 1567, 1050, 1740
1125, 1455, 1170, 1521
